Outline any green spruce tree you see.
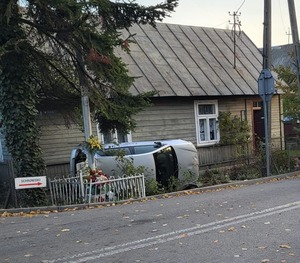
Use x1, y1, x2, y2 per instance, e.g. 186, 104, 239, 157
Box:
0, 0, 178, 206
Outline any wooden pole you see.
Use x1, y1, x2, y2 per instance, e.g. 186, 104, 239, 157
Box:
262, 0, 272, 176
287, 0, 300, 96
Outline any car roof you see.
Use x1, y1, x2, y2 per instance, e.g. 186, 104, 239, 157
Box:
104, 139, 189, 149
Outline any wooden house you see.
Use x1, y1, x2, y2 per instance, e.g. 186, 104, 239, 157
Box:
0, 23, 284, 175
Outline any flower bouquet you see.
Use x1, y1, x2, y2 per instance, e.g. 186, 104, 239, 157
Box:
84, 168, 114, 202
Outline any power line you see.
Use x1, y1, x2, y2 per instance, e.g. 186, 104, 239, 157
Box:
236, 0, 246, 13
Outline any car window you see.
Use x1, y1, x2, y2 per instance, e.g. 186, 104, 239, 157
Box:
96, 147, 131, 156
133, 145, 159, 154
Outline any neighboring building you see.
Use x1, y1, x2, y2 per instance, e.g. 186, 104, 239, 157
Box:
272, 44, 295, 69
0, 23, 284, 173
115, 23, 283, 162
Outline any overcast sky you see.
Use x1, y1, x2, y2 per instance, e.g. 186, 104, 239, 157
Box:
135, 0, 300, 48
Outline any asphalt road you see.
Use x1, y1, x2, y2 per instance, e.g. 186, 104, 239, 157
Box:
1, 176, 299, 263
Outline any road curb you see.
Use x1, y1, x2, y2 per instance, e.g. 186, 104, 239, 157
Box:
1, 172, 299, 216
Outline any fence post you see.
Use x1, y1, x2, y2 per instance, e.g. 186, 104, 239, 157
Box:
79, 171, 85, 199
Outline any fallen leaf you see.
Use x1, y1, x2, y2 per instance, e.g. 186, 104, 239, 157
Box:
258, 246, 267, 250
179, 233, 188, 238
261, 259, 270, 263
213, 240, 219, 244
280, 244, 291, 249
228, 227, 236, 231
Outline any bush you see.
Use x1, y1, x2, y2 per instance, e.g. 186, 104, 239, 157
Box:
199, 169, 230, 187
271, 150, 296, 174
228, 164, 261, 181
145, 178, 164, 196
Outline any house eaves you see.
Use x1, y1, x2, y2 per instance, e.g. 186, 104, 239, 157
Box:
116, 23, 263, 97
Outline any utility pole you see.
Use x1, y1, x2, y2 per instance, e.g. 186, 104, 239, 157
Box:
262, 0, 272, 70
258, 0, 274, 177
229, 11, 241, 69
287, 0, 300, 96
75, 49, 94, 169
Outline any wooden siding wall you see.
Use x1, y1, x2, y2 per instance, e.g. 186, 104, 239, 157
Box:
38, 112, 96, 165
132, 95, 283, 167
132, 98, 197, 144
270, 95, 284, 148
132, 96, 264, 145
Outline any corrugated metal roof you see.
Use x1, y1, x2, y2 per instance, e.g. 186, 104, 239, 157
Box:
116, 23, 263, 97
272, 44, 295, 69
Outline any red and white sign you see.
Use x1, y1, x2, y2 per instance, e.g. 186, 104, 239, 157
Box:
15, 176, 47, 189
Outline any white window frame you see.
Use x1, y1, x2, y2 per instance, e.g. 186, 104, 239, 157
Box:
97, 125, 132, 145
194, 100, 219, 146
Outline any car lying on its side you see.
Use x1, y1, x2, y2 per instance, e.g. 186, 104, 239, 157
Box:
70, 139, 199, 189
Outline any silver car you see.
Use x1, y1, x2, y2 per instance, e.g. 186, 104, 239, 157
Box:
94, 139, 199, 188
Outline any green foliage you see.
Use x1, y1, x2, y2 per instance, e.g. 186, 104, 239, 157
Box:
228, 164, 261, 181
0, 0, 178, 206
114, 154, 145, 177
0, 26, 47, 205
218, 112, 250, 145
95, 91, 156, 134
199, 169, 230, 187
271, 150, 296, 175
165, 176, 181, 192
274, 65, 300, 121
145, 178, 164, 196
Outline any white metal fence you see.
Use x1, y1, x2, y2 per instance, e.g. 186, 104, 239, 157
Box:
48, 174, 145, 206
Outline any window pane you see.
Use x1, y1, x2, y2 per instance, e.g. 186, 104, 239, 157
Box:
209, 118, 217, 140
198, 104, 215, 115
117, 131, 128, 143
199, 119, 207, 141
103, 132, 114, 144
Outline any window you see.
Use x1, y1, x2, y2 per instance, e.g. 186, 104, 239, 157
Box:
97, 128, 132, 145
194, 100, 219, 146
